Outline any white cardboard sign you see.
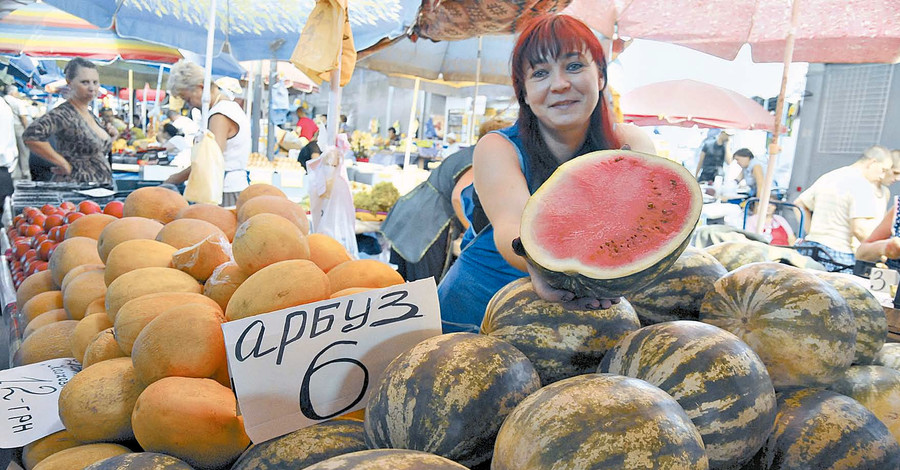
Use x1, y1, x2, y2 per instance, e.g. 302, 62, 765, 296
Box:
0, 358, 81, 448
222, 278, 442, 443
869, 267, 900, 295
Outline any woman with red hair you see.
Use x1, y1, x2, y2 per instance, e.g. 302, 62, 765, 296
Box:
437, 14, 655, 333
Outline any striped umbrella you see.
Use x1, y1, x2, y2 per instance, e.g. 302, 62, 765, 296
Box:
0, 2, 181, 63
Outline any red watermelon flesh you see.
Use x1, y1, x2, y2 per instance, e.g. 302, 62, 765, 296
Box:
521, 150, 702, 297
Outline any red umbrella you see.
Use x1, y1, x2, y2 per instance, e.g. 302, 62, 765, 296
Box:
621, 79, 775, 131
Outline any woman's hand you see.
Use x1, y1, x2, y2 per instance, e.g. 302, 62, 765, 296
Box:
51, 160, 72, 176
884, 238, 900, 259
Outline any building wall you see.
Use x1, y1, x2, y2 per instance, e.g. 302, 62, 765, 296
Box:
789, 63, 900, 199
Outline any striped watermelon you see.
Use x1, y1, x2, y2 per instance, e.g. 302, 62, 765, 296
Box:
873, 343, 900, 371
231, 420, 367, 470
481, 277, 640, 385
599, 321, 775, 469
814, 272, 888, 364
492, 374, 709, 470
303, 449, 467, 469
828, 365, 900, 444
704, 241, 770, 271
626, 247, 727, 325
700, 262, 855, 389
750, 388, 900, 469
83, 453, 193, 469
519, 150, 703, 299
364, 333, 541, 468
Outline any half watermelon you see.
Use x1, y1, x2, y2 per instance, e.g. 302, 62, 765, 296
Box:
519, 150, 703, 298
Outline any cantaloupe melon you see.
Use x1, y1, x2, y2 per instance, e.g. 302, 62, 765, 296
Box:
96, 217, 164, 263
114, 292, 222, 355
70, 313, 114, 363
60, 264, 104, 292
171, 234, 232, 282
82, 328, 126, 367
23, 309, 68, 338
64, 213, 117, 240
308, 233, 352, 273
237, 196, 309, 234
16, 270, 57, 308
14, 320, 79, 366
21, 290, 63, 324
327, 259, 404, 293
48, 236, 103, 287
232, 213, 309, 274
103, 239, 176, 286
123, 186, 189, 223
62, 270, 106, 320
203, 262, 248, 310
22, 430, 79, 470
58, 357, 143, 443
84, 297, 106, 316
31, 443, 130, 470
235, 183, 286, 211
105, 267, 202, 322
156, 218, 227, 250
329, 287, 374, 299
226, 260, 329, 321
176, 203, 239, 241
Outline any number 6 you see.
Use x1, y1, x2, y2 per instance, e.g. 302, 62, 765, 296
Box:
299, 340, 369, 420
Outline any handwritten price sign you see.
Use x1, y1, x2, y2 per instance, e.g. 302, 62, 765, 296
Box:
0, 358, 81, 448
222, 278, 442, 443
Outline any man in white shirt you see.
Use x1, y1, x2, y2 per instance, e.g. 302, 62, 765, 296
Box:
0, 96, 17, 169
2, 85, 29, 178
794, 145, 893, 272
166, 109, 199, 138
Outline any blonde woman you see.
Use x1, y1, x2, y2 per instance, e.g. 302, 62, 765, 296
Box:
164, 60, 250, 206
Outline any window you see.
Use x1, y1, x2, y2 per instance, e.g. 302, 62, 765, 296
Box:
817, 64, 892, 154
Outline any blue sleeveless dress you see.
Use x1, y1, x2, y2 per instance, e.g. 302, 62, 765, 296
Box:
437, 125, 531, 333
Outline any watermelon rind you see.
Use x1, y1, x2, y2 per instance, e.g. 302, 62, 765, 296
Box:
303, 449, 468, 469
599, 321, 776, 470
873, 343, 900, 371
83, 452, 194, 470
751, 388, 900, 469
492, 373, 709, 470
230, 419, 367, 470
482, 277, 640, 385
520, 150, 703, 298
813, 271, 888, 365
828, 365, 900, 445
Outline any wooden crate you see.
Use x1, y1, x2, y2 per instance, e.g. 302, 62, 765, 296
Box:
884, 306, 900, 343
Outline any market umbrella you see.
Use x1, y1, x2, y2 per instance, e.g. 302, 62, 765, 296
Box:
0, 2, 181, 63
43, 0, 422, 62
620, 79, 775, 131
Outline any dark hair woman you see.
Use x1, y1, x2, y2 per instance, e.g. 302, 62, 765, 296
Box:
436, 14, 656, 333
23, 57, 117, 183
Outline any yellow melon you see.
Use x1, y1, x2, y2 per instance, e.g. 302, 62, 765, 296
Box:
113, 292, 222, 355
22, 430, 79, 470
96, 217, 164, 263
62, 270, 106, 320
105, 267, 202, 322
103, 239, 177, 286
156, 218, 228, 250
307, 233, 353, 273
14, 320, 79, 366
84, 297, 106, 316
329, 287, 375, 299
226, 260, 329, 321
48, 237, 103, 287
327, 259, 405, 293
123, 186, 189, 223
21, 290, 63, 325
177, 203, 239, 241
64, 213, 117, 240
23, 309, 68, 338
31, 443, 130, 470
70, 313, 114, 363
16, 270, 57, 308
60, 264, 104, 292
171, 234, 232, 282
235, 183, 286, 211
82, 328, 126, 367
132, 377, 250, 469
204, 262, 249, 311
58, 357, 143, 443
131, 303, 228, 386
232, 213, 310, 275
237, 195, 310, 234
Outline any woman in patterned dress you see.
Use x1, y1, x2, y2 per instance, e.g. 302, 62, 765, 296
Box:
24, 57, 116, 185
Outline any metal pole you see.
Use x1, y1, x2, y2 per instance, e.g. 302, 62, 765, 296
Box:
200, 0, 217, 132
326, 53, 343, 148
266, 59, 277, 160
250, 61, 263, 153
127, 69, 133, 130
470, 36, 483, 145
752, 0, 799, 235
385, 85, 394, 138
403, 77, 421, 169
153, 65, 164, 132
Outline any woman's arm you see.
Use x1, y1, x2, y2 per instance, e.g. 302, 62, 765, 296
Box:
856, 208, 899, 262
615, 124, 657, 155
209, 114, 238, 153
25, 141, 71, 175
473, 134, 531, 272
752, 164, 765, 189
451, 168, 474, 231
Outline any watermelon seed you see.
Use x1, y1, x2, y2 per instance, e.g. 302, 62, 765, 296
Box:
647, 203, 655, 209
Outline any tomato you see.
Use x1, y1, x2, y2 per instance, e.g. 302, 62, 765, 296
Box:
30, 213, 47, 229
22, 207, 40, 222
63, 212, 84, 224
19, 248, 36, 264
30, 234, 49, 249
21, 224, 43, 237
26, 261, 48, 276
36, 240, 56, 262
43, 214, 65, 231
77, 200, 102, 214
13, 241, 30, 259
103, 200, 124, 218
40, 204, 57, 215
59, 201, 77, 212
56, 225, 68, 240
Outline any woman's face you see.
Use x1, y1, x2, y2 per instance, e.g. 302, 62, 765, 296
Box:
68, 66, 100, 103
522, 50, 602, 133
735, 155, 750, 169
178, 85, 204, 108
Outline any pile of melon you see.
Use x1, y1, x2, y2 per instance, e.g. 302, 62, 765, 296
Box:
13, 184, 406, 470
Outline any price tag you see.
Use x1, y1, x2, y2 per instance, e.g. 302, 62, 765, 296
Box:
222, 278, 442, 443
0, 358, 81, 448
869, 268, 900, 294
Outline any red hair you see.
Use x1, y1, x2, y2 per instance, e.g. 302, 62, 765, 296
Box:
511, 14, 621, 191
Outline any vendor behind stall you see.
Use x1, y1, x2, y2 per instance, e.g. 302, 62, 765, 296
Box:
157, 123, 191, 168
24, 58, 116, 185
164, 60, 250, 206
381, 118, 512, 283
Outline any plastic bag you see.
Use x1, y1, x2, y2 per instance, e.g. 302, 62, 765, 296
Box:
307, 147, 358, 258
183, 130, 225, 205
